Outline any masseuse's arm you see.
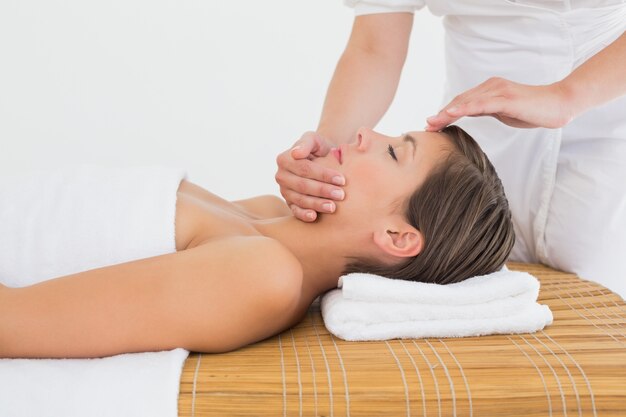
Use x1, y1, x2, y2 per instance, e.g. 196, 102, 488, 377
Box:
0, 237, 303, 358
426, 30, 626, 130
275, 13, 413, 221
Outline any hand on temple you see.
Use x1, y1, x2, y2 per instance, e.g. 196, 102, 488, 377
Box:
275, 131, 346, 222
424, 77, 576, 131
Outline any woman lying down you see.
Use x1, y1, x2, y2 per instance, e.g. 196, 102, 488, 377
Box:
0, 125, 515, 358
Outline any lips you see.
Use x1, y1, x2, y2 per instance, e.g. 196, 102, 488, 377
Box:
331, 147, 342, 164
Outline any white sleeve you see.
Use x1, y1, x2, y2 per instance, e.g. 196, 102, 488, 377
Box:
343, 0, 426, 16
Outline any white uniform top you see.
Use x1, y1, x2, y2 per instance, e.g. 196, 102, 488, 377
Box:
346, 0, 626, 298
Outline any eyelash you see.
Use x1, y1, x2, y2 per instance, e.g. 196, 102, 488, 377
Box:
387, 144, 398, 161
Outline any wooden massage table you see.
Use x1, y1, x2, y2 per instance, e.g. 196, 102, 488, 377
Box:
177, 263, 626, 416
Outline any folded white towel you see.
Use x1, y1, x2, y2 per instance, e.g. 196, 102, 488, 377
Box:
0, 164, 190, 417
0, 348, 189, 417
339, 268, 539, 305
321, 269, 553, 341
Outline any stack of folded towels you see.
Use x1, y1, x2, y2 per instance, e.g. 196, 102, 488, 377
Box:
321, 268, 553, 341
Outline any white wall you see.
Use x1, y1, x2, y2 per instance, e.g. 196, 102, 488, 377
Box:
0, 1, 444, 200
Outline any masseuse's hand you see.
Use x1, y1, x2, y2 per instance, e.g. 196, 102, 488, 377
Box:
425, 77, 575, 131
275, 131, 346, 222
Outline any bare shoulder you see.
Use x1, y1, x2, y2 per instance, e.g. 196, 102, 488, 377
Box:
202, 234, 300, 273
195, 235, 303, 310
183, 236, 304, 352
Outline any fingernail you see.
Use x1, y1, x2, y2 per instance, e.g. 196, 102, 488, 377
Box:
331, 176, 345, 186
447, 106, 459, 113
331, 189, 345, 200
426, 115, 437, 121
306, 211, 316, 220
323, 202, 335, 213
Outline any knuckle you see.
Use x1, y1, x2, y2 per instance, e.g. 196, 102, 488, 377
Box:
276, 152, 288, 166
280, 189, 292, 203
275, 167, 290, 182
292, 192, 307, 207
285, 191, 301, 206
473, 99, 485, 109
274, 171, 284, 185
316, 182, 330, 198
289, 204, 301, 216
493, 77, 507, 88
322, 171, 337, 184
499, 82, 513, 95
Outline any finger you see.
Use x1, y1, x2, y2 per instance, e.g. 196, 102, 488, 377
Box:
276, 156, 345, 186
290, 131, 333, 159
426, 89, 506, 130
426, 99, 470, 130
450, 97, 510, 119
290, 204, 318, 222
290, 144, 314, 160
288, 132, 319, 160
277, 169, 346, 202
309, 133, 335, 158
426, 77, 505, 129
425, 110, 462, 130
283, 187, 338, 213
428, 97, 514, 130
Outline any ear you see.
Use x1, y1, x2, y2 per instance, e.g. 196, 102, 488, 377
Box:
372, 219, 423, 259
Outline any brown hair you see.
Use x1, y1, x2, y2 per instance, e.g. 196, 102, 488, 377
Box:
344, 125, 515, 284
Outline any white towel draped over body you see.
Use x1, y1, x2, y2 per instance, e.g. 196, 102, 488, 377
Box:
0, 164, 190, 417
321, 268, 553, 341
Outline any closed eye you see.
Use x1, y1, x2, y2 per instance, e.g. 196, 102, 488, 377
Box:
387, 144, 398, 161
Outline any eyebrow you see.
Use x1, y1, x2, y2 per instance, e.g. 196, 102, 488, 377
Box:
403, 134, 417, 160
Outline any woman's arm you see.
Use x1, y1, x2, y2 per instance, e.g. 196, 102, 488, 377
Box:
316, 13, 414, 144
560, 30, 626, 117
426, 30, 626, 130
274, 13, 414, 222
0, 236, 303, 358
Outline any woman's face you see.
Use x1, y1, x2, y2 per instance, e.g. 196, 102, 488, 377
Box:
315, 127, 452, 223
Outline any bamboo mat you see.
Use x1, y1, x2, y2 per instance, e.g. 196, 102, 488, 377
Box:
178, 263, 626, 416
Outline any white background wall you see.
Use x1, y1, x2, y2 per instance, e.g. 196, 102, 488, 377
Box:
0, 1, 445, 200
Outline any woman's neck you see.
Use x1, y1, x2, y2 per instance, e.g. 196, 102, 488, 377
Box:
251, 215, 355, 301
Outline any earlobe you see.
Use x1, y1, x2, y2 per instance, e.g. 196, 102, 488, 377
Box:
372, 226, 423, 259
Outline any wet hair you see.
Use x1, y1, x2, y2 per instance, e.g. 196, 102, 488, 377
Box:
344, 125, 515, 284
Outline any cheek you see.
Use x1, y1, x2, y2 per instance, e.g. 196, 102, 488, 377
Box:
344, 160, 391, 200
343, 160, 418, 213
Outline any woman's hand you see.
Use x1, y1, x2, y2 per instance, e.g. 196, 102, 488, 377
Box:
275, 131, 345, 222
425, 77, 576, 131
